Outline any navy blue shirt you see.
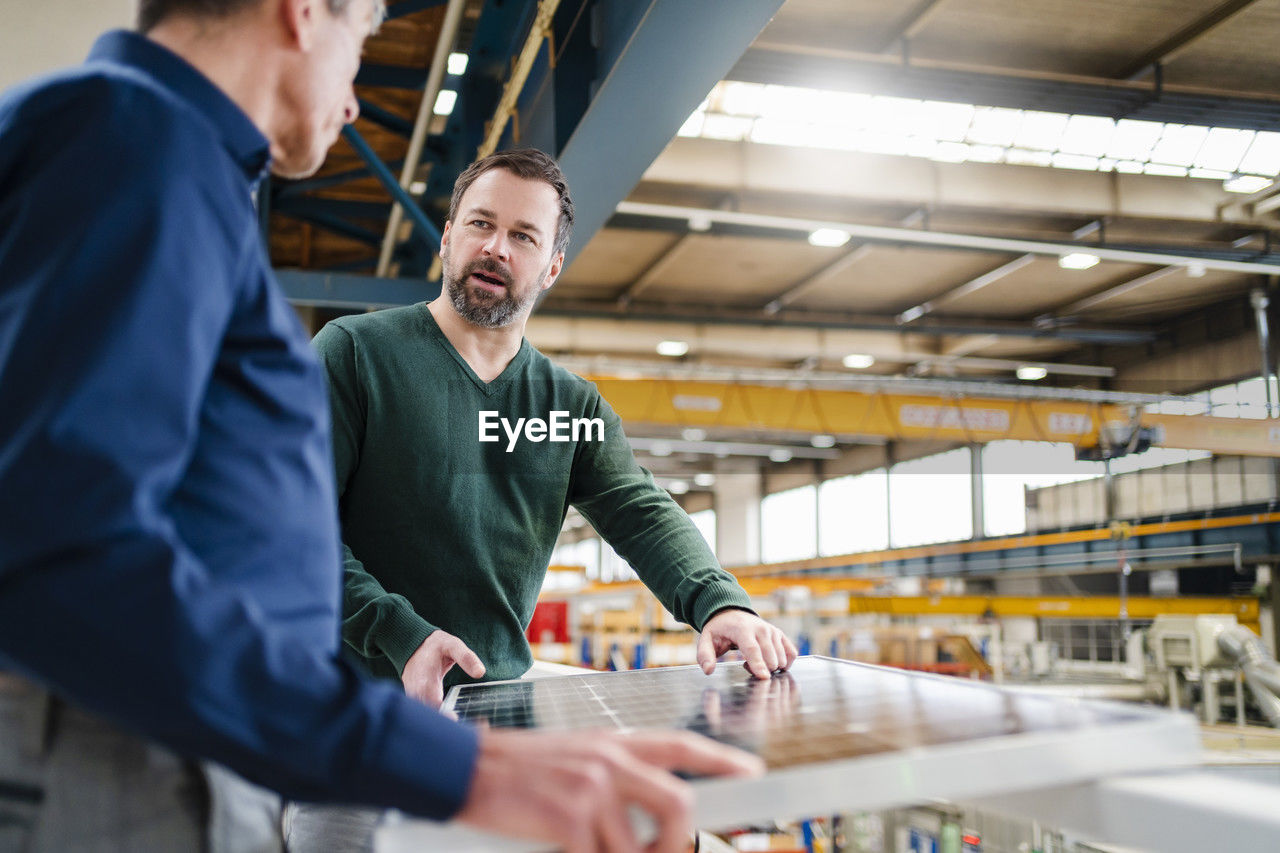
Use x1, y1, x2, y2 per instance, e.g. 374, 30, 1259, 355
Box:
0, 31, 476, 817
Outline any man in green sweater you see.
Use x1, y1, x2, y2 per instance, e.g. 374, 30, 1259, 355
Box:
317, 149, 797, 709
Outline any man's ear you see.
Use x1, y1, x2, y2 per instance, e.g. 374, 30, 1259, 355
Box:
439, 220, 452, 258
279, 0, 318, 51
541, 251, 564, 292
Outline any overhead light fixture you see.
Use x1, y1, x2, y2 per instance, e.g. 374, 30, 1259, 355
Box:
1224, 175, 1273, 194
409, 180, 426, 195
656, 340, 689, 357
687, 214, 712, 232
1016, 365, 1048, 381
1186, 262, 1207, 278
1058, 252, 1099, 270
808, 228, 851, 248
667, 480, 689, 495
842, 353, 875, 369
768, 448, 793, 463
649, 441, 673, 457
433, 89, 457, 116
693, 472, 716, 488
810, 434, 836, 449
447, 52, 469, 76
681, 428, 707, 442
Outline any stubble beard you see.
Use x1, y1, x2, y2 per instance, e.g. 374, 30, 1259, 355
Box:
442, 252, 546, 329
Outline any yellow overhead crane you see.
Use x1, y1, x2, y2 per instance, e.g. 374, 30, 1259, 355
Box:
586, 377, 1280, 457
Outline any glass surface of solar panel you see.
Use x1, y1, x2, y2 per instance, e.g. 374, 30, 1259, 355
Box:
444, 656, 1158, 771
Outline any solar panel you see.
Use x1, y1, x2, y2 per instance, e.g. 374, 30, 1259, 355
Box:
382, 657, 1199, 852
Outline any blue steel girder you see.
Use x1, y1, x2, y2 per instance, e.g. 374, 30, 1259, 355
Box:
553, 0, 786, 268
276, 269, 441, 307
386, 0, 449, 20
341, 125, 444, 250
420, 0, 785, 274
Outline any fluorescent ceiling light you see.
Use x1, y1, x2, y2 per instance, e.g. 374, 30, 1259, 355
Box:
409, 180, 426, 195
667, 480, 690, 495
768, 448, 794, 463
649, 441, 673, 457
1186, 262, 1207, 278
1059, 253, 1100, 270
446, 52, 469, 75
808, 228, 851, 248
1225, 174, 1273, 194
656, 340, 689, 357
432, 89, 457, 116
687, 213, 712, 232
843, 353, 875, 369
1016, 366, 1048, 381
693, 472, 716, 487
681, 428, 707, 442
810, 434, 837, 449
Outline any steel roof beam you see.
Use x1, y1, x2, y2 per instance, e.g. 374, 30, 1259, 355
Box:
875, 0, 950, 53
763, 244, 874, 315
555, 0, 785, 268
897, 254, 1035, 324
1118, 0, 1262, 81
1041, 266, 1183, 321
615, 201, 1280, 276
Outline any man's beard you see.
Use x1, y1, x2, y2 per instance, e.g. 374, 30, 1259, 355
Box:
443, 254, 544, 329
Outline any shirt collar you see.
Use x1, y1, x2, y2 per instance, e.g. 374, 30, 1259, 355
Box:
88, 30, 271, 181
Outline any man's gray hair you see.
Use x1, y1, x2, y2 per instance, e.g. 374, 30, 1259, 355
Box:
137, 0, 386, 33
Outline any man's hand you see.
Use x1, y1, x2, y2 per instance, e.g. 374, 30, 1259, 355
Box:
696, 609, 798, 679
456, 727, 763, 853
401, 630, 485, 707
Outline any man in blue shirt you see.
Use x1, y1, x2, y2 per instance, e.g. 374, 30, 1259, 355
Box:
0, 0, 761, 849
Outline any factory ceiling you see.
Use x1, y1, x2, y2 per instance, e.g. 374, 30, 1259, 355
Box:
35, 0, 1276, 490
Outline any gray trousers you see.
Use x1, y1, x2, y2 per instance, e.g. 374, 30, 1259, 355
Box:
0, 676, 281, 853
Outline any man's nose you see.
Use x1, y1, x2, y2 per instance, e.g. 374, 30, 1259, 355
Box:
482, 231, 511, 261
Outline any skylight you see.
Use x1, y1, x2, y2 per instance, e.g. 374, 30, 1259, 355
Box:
678, 81, 1280, 189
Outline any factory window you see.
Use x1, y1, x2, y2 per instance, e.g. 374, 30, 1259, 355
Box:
889, 448, 972, 547
761, 485, 818, 563
689, 509, 716, 556
681, 81, 1280, 187
982, 441, 1105, 537
818, 469, 889, 556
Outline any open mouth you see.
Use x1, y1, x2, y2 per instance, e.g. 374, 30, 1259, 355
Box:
470, 270, 508, 292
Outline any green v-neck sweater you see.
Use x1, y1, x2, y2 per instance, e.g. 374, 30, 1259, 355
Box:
315, 304, 752, 691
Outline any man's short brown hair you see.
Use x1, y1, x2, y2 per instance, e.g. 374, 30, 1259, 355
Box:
137, 0, 384, 33
448, 149, 574, 257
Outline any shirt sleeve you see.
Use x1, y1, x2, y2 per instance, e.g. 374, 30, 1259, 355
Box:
568, 390, 754, 630
0, 82, 475, 818
313, 322, 438, 674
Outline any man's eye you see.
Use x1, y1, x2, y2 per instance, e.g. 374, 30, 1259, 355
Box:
470, 220, 490, 228
513, 232, 533, 243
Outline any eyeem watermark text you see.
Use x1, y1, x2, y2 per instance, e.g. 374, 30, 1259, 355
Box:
479, 411, 605, 452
